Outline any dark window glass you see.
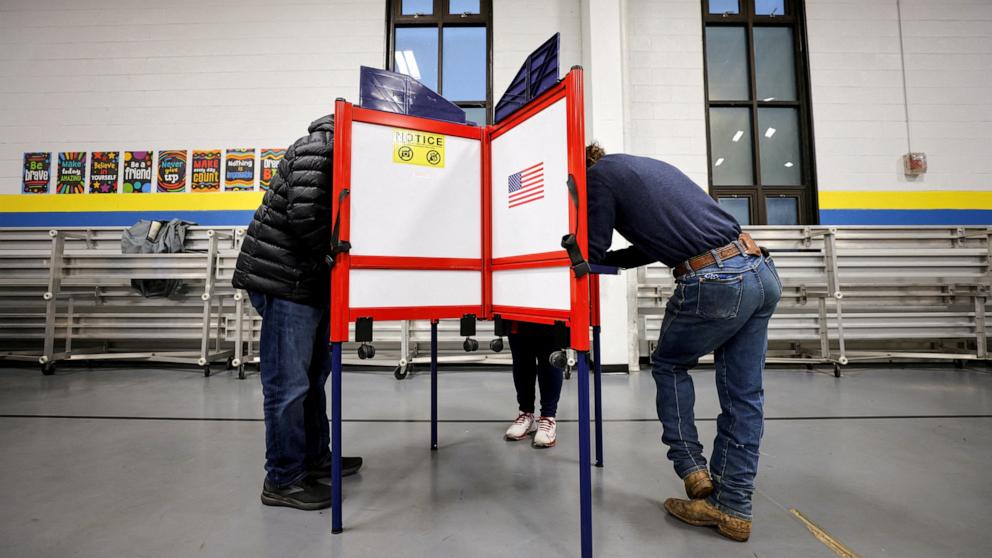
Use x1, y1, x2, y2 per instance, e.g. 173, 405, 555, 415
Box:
709, 107, 754, 185
402, 0, 433, 15
449, 0, 480, 15
705, 27, 750, 101
758, 107, 801, 185
766, 197, 799, 225
708, 0, 740, 15
755, 0, 785, 16
754, 27, 796, 101
719, 197, 751, 225
394, 27, 439, 91
442, 27, 486, 101
462, 107, 487, 125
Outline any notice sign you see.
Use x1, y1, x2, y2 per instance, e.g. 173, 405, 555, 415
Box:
22, 152, 51, 194
156, 150, 187, 193
56, 152, 87, 194
392, 128, 445, 168
191, 150, 221, 191
89, 152, 119, 193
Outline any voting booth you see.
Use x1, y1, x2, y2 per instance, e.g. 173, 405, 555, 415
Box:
328, 44, 608, 557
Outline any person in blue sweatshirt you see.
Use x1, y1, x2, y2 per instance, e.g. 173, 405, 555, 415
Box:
585, 143, 781, 542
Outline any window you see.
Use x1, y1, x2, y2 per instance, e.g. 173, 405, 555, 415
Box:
702, 0, 816, 225
387, 0, 493, 124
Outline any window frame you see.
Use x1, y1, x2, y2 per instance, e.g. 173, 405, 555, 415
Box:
701, 0, 818, 225
386, 0, 494, 124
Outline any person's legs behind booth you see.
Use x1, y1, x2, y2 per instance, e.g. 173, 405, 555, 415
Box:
505, 322, 564, 448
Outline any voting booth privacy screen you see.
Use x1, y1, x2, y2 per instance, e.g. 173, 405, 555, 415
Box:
331, 68, 589, 349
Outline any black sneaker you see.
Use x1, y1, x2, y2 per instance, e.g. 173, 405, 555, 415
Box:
260, 477, 332, 511
308, 456, 364, 482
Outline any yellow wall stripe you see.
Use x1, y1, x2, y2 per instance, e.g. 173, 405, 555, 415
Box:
0, 192, 265, 213
819, 191, 992, 210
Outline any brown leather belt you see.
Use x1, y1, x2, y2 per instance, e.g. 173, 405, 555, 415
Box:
673, 232, 762, 279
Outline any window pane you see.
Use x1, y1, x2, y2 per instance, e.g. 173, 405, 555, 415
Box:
401, 0, 433, 15
449, 0, 480, 14
758, 107, 801, 185
755, 0, 786, 16
462, 106, 487, 125
395, 27, 439, 92
708, 0, 740, 15
709, 107, 754, 185
718, 197, 751, 225
705, 26, 750, 101
442, 27, 486, 101
767, 197, 799, 225
754, 27, 796, 101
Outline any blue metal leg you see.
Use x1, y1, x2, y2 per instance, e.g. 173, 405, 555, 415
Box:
431, 320, 438, 450
330, 342, 343, 534
593, 326, 603, 468
577, 351, 593, 558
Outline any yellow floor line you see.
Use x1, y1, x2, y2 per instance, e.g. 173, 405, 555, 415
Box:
789, 508, 862, 558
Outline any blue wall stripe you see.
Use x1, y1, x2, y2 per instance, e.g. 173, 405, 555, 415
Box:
0, 210, 255, 227
820, 209, 992, 226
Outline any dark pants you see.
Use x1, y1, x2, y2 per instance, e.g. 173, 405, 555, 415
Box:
652, 252, 781, 520
508, 324, 564, 417
248, 291, 331, 487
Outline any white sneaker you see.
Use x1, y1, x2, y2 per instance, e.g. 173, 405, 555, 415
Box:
505, 412, 537, 441
532, 416, 557, 448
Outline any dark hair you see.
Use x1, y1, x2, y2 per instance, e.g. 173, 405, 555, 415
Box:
586, 142, 606, 168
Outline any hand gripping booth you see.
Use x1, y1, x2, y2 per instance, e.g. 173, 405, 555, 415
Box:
328, 67, 613, 558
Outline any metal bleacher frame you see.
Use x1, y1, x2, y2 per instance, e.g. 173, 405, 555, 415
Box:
3, 225, 989, 378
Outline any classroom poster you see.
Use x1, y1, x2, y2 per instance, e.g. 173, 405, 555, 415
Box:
259, 148, 285, 190
56, 152, 87, 194
89, 151, 120, 193
22, 152, 51, 194
156, 150, 188, 193
224, 148, 255, 191
123, 151, 153, 193
190, 150, 221, 191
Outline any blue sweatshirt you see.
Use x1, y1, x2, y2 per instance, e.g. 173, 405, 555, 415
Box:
586, 154, 741, 269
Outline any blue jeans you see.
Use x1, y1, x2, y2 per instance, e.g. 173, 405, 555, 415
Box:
652, 252, 781, 520
249, 292, 331, 487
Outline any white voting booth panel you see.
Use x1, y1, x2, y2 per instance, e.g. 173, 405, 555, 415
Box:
350, 270, 481, 308
350, 122, 481, 259
490, 98, 569, 260
491, 267, 570, 310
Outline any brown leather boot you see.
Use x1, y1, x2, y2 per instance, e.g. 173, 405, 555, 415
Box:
664, 497, 751, 542
683, 470, 714, 499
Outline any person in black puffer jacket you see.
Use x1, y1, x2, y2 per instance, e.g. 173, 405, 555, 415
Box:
233, 115, 363, 511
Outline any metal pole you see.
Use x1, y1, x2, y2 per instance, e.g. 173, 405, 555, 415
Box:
330, 341, 343, 534
593, 325, 603, 468
431, 320, 438, 450
577, 350, 593, 558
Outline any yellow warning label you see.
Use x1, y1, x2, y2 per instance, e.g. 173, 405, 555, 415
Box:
392, 128, 445, 168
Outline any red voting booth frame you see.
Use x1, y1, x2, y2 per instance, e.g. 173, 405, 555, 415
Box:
328, 68, 604, 558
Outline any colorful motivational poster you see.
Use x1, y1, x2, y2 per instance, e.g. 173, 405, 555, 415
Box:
22, 152, 51, 194
224, 148, 255, 191
259, 148, 285, 190
89, 152, 120, 193
56, 152, 87, 194
123, 151, 153, 193
191, 150, 222, 192
156, 150, 188, 193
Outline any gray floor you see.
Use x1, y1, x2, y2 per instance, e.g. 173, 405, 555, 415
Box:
1, 364, 990, 558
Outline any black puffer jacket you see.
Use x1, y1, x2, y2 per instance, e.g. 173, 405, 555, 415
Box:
232, 115, 334, 305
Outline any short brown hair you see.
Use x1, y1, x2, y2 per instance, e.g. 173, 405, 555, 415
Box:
586, 142, 606, 168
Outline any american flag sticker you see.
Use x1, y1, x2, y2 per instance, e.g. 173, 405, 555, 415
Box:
507, 162, 544, 209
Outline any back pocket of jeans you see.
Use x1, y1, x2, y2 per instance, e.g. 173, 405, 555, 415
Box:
696, 274, 744, 319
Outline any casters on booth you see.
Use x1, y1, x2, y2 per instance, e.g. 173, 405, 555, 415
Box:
460, 314, 478, 353
550, 348, 578, 378
489, 338, 504, 352
356, 316, 375, 360
490, 315, 507, 353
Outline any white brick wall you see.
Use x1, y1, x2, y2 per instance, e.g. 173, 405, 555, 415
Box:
622, 0, 709, 187
807, 0, 992, 193
0, 0, 385, 194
